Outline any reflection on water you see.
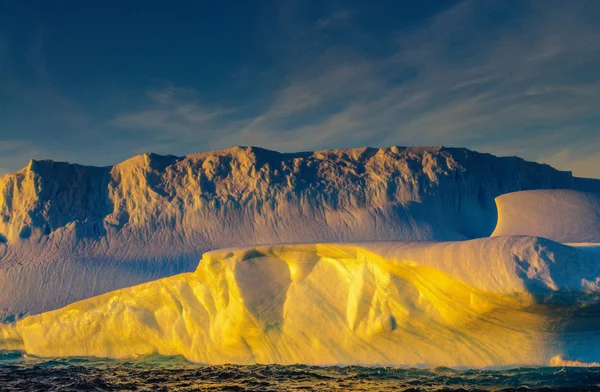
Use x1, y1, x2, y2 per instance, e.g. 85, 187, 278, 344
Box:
1, 351, 600, 391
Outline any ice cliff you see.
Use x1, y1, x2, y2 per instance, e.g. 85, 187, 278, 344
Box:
0, 146, 598, 318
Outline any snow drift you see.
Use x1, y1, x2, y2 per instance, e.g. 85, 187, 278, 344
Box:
2, 238, 600, 367
1, 146, 598, 318
492, 190, 600, 243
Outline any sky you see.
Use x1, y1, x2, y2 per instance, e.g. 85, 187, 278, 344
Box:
0, 0, 598, 178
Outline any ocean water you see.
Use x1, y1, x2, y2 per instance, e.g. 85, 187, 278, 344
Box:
1, 351, 600, 391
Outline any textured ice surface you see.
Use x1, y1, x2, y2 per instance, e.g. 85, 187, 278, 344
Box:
492, 189, 600, 243
3, 237, 600, 367
1, 146, 598, 318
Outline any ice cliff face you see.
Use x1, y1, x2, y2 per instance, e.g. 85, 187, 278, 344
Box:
0, 146, 597, 318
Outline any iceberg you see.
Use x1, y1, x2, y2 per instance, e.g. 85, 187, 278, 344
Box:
2, 237, 600, 367
1, 146, 598, 318
1, 146, 599, 367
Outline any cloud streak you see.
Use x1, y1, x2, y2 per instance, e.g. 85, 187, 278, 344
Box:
1, 0, 599, 178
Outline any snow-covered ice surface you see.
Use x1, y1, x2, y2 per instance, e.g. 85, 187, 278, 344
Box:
2, 238, 600, 367
492, 190, 600, 242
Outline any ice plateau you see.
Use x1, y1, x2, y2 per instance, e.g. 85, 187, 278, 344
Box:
0, 146, 598, 321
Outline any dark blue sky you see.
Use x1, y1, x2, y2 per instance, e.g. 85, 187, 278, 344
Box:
0, 0, 598, 177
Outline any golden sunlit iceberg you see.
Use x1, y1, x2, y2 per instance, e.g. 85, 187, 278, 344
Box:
2, 237, 600, 367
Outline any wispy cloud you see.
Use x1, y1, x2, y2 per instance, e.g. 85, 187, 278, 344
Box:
110, 0, 600, 176
0, 140, 46, 176
1, 1, 599, 178
113, 85, 234, 135
0, 33, 101, 170
316, 9, 351, 31
0, 33, 93, 152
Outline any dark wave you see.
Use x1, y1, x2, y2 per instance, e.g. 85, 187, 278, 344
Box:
2, 351, 600, 391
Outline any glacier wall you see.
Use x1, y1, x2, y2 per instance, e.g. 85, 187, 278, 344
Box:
0, 146, 598, 318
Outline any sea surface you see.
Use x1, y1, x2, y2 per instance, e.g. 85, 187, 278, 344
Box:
1, 351, 600, 391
